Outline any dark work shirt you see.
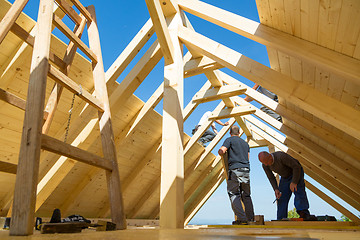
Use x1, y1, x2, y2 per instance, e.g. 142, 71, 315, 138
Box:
262, 151, 302, 191
222, 136, 250, 170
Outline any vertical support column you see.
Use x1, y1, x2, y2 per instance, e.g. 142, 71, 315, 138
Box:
86, 5, 126, 230
10, 0, 54, 236
160, 13, 184, 229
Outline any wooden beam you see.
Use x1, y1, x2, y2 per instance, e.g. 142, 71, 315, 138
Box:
40, 134, 111, 170
10, 22, 67, 70
105, 18, 154, 84
192, 84, 246, 104
178, 0, 360, 86
209, 105, 256, 120
178, 26, 360, 140
10, 0, 54, 236
0, 0, 29, 44
87, 5, 126, 230
48, 64, 104, 112
54, 0, 82, 25
145, 0, 175, 64
69, 0, 92, 22
52, 14, 98, 63
234, 115, 251, 138
184, 56, 223, 78
304, 181, 360, 224
0, 161, 17, 174
160, 0, 179, 17
160, 12, 184, 229
0, 87, 26, 110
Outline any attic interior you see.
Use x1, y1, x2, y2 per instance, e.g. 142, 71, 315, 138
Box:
0, 0, 359, 239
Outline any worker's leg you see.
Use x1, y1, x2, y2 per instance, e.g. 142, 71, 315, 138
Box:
227, 169, 247, 221
239, 170, 254, 221
260, 106, 282, 122
294, 169, 310, 216
277, 176, 292, 220
200, 130, 216, 143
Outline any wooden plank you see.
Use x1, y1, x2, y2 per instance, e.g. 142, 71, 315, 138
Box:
160, 13, 184, 229
48, 64, 104, 112
160, 0, 179, 17
105, 18, 154, 84
184, 56, 223, 78
209, 105, 256, 120
0, 160, 17, 174
69, 0, 92, 22
87, 5, 126, 230
52, 14, 98, 63
178, 0, 360, 86
10, 23, 67, 70
0, 87, 26, 110
0, 0, 29, 44
305, 180, 360, 224
40, 134, 111, 170
54, 0, 82, 25
10, 0, 54, 236
145, 0, 175, 64
192, 84, 246, 104
177, 26, 360, 140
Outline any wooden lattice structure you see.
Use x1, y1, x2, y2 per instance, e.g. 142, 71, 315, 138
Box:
0, 0, 359, 236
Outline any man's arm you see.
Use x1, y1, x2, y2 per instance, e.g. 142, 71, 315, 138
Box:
218, 146, 227, 156
211, 123, 218, 134
214, 119, 229, 126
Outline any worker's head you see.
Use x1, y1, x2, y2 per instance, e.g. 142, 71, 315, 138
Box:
258, 151, 273, 166
230, 125, 240, 136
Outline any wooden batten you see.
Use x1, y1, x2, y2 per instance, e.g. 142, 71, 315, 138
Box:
209, 105, 256, 120
192, 84, 246, 104
54, 0, 82, 25
40, 134, 112, 171
0, 0, 29, 44
69, 0, 92, 22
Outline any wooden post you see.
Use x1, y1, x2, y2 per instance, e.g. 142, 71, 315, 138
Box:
160, 13, 184, 229
86, 5, 126, 230
10, 0, 54, 236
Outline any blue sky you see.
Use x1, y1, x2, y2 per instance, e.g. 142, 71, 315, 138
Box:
15, 0, 359, 224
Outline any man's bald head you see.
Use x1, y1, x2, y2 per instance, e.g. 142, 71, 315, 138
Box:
230, 125, 240, 135
258, 151, 273, 166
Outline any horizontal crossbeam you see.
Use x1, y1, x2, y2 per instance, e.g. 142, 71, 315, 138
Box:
41, 134, 112, 171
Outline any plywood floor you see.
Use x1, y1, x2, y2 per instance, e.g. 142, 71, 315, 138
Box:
1, 225, 360, 240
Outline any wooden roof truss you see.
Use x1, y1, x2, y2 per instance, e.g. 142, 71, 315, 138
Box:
0, 0, 359, 235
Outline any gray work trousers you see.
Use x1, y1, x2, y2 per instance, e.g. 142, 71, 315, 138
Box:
227, 169, 254, 221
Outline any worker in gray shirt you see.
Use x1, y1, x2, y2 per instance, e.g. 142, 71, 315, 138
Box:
258, 151, 312, 220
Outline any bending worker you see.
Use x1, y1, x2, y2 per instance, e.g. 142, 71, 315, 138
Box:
258, 151, 314, 220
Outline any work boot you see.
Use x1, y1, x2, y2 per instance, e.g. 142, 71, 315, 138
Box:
232, 220, 248, 225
